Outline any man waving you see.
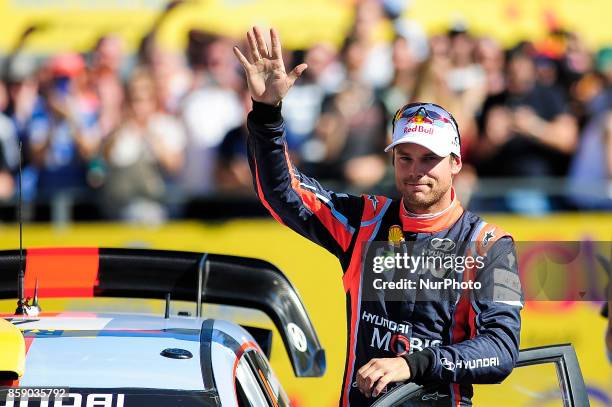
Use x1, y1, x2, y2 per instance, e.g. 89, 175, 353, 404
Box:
234, 27, 522, 407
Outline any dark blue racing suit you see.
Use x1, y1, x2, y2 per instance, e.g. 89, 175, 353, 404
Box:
247, 101, 522, 407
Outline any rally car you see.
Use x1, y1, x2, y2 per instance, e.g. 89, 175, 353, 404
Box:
0, 248, 326, 406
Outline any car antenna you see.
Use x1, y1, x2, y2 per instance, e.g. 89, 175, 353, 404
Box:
13, 141, 40, 317
15, 141, 27, 315
30, 278, 41, 316
164, 293, 171, 319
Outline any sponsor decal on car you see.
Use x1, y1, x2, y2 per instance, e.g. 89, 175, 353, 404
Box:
286, 323, 307, 353
1, 392, 125, 407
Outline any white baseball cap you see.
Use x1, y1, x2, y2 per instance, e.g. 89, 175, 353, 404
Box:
385, 103, 461, 157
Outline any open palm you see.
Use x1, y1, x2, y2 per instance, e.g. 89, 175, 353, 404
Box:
233, 27, 307, 106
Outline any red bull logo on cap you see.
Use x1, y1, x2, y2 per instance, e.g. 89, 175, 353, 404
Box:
404, 124, 434, 135
404, 107, 434, 135
408, 108, 434, 125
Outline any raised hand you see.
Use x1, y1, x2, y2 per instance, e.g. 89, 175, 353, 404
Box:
233, 27, 307, 106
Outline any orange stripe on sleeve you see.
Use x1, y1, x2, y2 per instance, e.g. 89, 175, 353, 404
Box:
253, 154, 286, 226
283, 149, 353, 251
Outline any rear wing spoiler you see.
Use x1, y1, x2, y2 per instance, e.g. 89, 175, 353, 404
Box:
0, 248, 326, 377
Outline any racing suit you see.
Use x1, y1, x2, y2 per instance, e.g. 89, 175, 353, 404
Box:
247, 101, 522, 407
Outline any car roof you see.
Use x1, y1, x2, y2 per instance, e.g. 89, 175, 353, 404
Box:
6, 313, 260, 391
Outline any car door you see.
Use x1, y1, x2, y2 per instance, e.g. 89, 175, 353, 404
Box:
371, 344, 590, 407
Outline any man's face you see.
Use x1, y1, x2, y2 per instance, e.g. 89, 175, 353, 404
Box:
393, 143, 461, 211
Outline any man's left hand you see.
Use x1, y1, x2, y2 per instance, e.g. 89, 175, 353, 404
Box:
356, 357, 411, 398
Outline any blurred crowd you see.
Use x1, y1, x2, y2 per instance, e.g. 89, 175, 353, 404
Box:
1, 0, 611, 222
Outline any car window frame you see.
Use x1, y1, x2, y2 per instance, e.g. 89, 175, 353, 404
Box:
241, 349, 289, 407
235, 353, 270, 407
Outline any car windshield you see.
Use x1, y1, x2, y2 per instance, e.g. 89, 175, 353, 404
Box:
11, 321, 209, 392
0, 388, 218, 407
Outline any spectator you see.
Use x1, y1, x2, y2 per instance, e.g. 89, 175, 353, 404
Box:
29, 53, 101, 200
90, 35, 125, 138
345, 0, 394, 89
412, 33, 480, 163
204, 35, 244, 92
0, 79, 19, 172
447, 28, 487, 133
2, 16, 612, 216
475, 49, 578, 212
186, 29, 216, 90
3, 55, 39, 152
586, 48, 612, 117
475, 37, 506, 96
448, 27, 485, 97
148, 48, 192, 115
476, 49, 578, 177
567, 111, 612, 209
102, 68, 185, 223
380, 34, 420, 118
301, 36, 387, 189
567, 48, 612, 209
281, 45, 337, 150
2, 50, 41, 209
411, 34, 454, 107
560, 32, 593, 92
533, 54, 561, 89
215, 89, 252, 194
134, 0, 193, 115
302, 42, 345, 94
180, 35, 244, 195
137, 0, 188, 68
407, 31, 482, 207
0, 80, 16, 200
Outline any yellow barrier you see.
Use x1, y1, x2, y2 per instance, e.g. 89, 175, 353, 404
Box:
0, 214, 610, 406
1, 1, 612, 54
